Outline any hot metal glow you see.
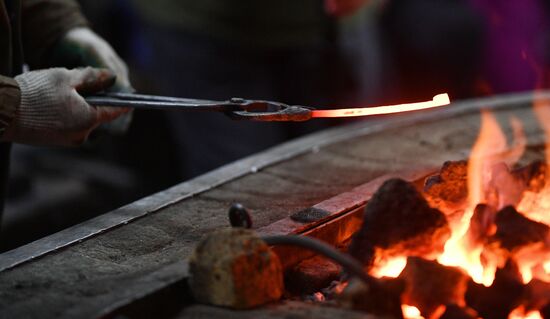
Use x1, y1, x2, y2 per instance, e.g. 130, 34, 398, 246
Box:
402, 305, 425, 319
311, 93, 451, 118
370, 256, 407, 278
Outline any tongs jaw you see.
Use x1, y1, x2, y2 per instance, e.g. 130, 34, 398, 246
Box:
86, 93, 312, 122
226, 99, 312, 122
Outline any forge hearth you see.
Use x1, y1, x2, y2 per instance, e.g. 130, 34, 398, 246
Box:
275, 154, 550, 319
284, 98, 550, 319
2, 92, 550, 319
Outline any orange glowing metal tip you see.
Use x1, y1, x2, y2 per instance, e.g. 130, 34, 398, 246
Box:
311, 93, 451, 118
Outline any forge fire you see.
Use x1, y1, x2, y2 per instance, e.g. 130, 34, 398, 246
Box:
335, 99, 550, 319
184, 97, 550, 319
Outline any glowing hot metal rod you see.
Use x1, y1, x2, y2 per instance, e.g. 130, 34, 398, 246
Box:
310, 93, 451, 118
86, 93, 450, 122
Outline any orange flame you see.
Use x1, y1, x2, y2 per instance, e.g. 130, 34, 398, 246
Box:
509, 306, 543, 319
369, 256, 407, 278
518, 94, 550, 224
311, 93, 450, 118
438, 111, 526, 286
361, 95, 550, 315
402, 305, 425, 319
511, 93, 550, 285
467, 112, 526, 209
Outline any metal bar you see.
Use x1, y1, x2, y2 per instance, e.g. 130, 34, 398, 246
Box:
311, 93, 450, 118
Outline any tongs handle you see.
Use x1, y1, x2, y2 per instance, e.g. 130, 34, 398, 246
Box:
85, 92, 236, 112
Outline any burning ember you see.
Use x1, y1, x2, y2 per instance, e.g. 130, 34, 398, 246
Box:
340, 99, 550, 319
402, 305, 424, 319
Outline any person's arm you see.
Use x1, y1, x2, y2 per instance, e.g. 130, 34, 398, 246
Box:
20, 0, 133, 135
20, 0, 88, 69
21, 0, 131, 91
0, 76, 20, 137
52, 27, 132, 92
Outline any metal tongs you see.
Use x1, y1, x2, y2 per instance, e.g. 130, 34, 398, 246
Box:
86, 92, 313, 122
86, 92, 451, 122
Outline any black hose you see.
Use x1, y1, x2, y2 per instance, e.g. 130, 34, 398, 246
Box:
262, 234, 404, 319
261, 235, 375, 286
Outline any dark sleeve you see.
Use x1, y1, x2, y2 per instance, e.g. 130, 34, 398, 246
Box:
20, 0, 89, 68
0, 76, 19, 135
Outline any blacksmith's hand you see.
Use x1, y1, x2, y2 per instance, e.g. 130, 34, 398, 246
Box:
52, 27, 134, 134
325, 0, 371, 16
53, 27, 132, 92
2, 67, 130, 146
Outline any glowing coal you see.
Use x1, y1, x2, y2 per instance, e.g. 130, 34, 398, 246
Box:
345, 107, 550, 319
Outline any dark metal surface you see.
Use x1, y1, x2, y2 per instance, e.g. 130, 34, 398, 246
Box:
290, 207, 331, 223
228, 203, 253, 228
227, 104, 312, 122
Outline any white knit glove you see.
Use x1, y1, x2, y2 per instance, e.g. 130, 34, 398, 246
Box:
3, 67, 130, 146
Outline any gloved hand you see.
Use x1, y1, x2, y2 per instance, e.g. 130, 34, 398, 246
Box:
325, 0, 371, 16
2, 67, 130, 146
51, 27, 134, 134
53, 27, 132, 92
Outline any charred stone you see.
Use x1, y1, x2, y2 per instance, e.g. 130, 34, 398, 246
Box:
349, 178, 451, 268
399, 257, 469, 318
